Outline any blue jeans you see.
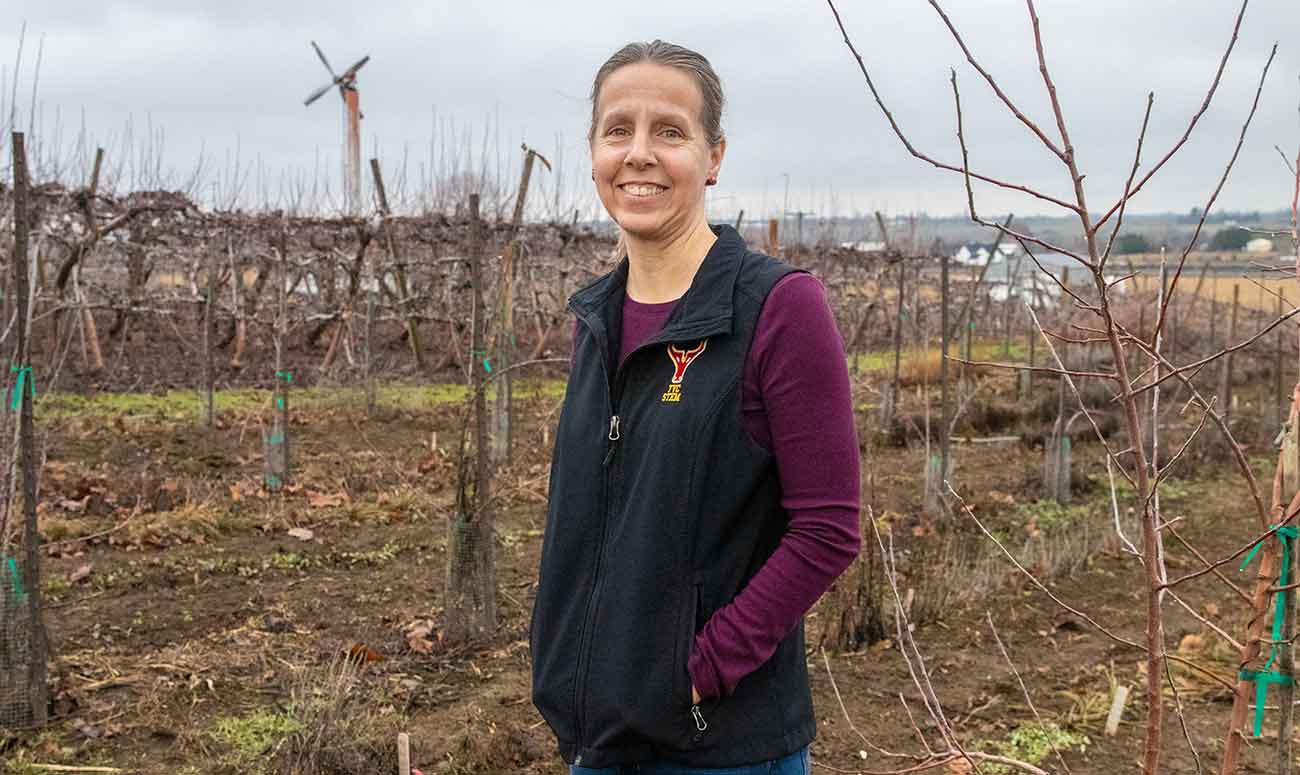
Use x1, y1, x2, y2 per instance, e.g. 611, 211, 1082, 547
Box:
570, 746, 811, 775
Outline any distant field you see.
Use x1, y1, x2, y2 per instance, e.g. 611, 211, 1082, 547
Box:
1130, 272, 1299, 312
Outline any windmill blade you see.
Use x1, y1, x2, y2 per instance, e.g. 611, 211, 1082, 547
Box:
303, 80, 336, 106
311, 40, 339, 79
340, 55, 371, 80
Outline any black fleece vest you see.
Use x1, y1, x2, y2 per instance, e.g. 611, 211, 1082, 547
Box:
529, 225, 814, 768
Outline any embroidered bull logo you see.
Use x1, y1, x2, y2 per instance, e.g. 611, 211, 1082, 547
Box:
663, 340, 707, 402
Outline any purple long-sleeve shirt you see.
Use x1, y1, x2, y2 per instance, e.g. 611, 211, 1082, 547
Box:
614, 272, 862, 700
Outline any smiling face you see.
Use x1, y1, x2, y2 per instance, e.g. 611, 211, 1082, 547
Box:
590, 62, 725, 246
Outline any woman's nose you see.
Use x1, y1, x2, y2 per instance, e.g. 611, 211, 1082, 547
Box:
623, 130, 656, 168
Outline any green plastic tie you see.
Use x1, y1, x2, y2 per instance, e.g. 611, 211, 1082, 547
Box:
267, 433, 284, 446
10, 365, 33, 411
276, 397, 285, 409
4, 556, 23, 602
1238, 525, 1299, 736
275, 370, 293, 383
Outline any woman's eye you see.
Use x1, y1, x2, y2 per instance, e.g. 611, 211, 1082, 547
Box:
660, 128, 684, 139
607, 127, 630, 137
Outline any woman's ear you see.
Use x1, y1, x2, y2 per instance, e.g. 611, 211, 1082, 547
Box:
708, 137, 726, 184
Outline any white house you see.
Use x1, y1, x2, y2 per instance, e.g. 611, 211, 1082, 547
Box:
1246, 237, 1275, 254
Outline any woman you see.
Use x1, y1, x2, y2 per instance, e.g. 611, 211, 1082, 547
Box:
530, 40, 861, 775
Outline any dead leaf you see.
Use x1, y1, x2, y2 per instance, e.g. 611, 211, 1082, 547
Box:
69, 563, 93, 584
60, 496, 90, 513
287, 527, 314, 542
306, 490, 348, 508
1178, 633, 1204, 654
1203, 602, 1220, 619
347, 643, 384, 663
230, 483, 244, 502
407, 637, 433, 655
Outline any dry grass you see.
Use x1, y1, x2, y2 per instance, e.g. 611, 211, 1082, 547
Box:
274, 654, 400, 775
1129, 272, 1298, 312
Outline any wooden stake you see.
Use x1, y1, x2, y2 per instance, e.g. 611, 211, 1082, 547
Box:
886, 258, 905, 426
12, 131, 48, 725
203, 258, 216, 428
1221, 284, 1239, 418
939, 253, 951, 503
370, 158, 425, 370
494, 145, 546, 465
398, 732, 411, 775
1104, 685, 1129, 736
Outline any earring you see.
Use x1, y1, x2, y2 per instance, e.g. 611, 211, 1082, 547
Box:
591, 170, 596, 180
706, 176, 717, 186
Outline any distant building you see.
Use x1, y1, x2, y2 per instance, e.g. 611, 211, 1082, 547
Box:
840, 240, 887, 254
1246, 237, 1275, 254
952, 241, 1021, 266
980, 251, 1115, 308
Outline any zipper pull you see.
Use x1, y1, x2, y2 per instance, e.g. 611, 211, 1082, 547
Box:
691, 704, 708, 739
602, 416, 621, 466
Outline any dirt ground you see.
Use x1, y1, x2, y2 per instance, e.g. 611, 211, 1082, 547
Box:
1, 354, 1294, 774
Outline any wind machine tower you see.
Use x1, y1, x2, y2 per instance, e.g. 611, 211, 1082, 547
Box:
303, 41, 371, 216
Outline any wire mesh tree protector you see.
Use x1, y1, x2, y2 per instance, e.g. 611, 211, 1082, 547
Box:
0, 555, 32, 729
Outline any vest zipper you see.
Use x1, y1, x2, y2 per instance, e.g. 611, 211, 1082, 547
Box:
568, 308, 722, 755
571, 313, 621, 756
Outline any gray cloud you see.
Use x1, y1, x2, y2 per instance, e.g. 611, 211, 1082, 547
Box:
2, 0, 1297, 222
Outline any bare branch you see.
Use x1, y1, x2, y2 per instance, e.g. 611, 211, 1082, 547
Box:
825, 0, 1083, 214
1100, 93, 1155, 269
1092, 0, 1252, 230
1150, 43, 1278, 344
927, 0, 1066, 160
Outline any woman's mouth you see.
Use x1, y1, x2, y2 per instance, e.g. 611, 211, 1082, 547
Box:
618, 183, 668, 198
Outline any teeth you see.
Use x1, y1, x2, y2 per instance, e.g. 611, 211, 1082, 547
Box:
623, 184, 665, 196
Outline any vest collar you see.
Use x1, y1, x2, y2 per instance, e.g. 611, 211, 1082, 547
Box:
569, 224, 746, 343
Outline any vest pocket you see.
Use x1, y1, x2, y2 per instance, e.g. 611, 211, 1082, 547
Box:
674, 578, 702, 710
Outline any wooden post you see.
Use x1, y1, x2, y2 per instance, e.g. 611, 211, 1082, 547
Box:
265, 224, 291, 491
494, 146, 544, 465
446, 194, 497, 641
1221, 284, 1239, 417
1209, 277, 1219, 358
203, 256, 216, 428
885, 259, 905, 427
1274, 291, 1284, 436
939, 254, 951, 502
364, 287, 377, 416
1002, 264, 1016, 359
370, 159, 425, 370
767, 218, 779, 257
733, 209, 744, 232
77, 148, 106, 372
12, 132, 48, 725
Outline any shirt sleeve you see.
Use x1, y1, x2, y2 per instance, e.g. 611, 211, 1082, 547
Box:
687, 272, 862, 699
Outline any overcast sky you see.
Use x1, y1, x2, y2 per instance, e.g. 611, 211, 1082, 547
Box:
1, 1, 1297, 222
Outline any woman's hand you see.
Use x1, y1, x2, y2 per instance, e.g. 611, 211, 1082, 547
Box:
691, 684, 701, 704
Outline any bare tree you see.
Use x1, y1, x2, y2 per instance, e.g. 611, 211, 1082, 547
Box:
826, 2, 1289, 772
